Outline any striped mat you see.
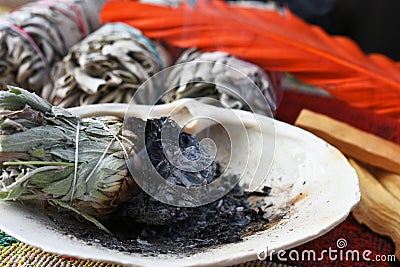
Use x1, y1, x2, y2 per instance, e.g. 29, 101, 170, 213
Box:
0, 231, 294, 267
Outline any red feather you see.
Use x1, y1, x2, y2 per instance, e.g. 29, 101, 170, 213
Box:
101, 0, 400, 117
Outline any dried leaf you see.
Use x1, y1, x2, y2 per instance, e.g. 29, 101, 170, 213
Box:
48, 23, 170, 107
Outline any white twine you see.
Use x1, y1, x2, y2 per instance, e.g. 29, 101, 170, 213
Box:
85, 119, 128, 183
70, 120, 80, 204
84, 137, 115, 183
89, 118, 130, 159
70, 118, 129, 199
83, 119, 129, 184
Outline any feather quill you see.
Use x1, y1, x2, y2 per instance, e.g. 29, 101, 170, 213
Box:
101, 0, 400, 117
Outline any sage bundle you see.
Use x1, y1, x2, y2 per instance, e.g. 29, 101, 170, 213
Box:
0, 87, 216, 230
48, 23, 170, 108
0, 0, 104, 93
0, 23, 48, 92
162, 48, 281, 114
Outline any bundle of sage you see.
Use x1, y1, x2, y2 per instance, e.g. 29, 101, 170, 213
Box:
0, 86, 216, 231
162, 48, 281, 114
47, 23, 170, 108
0, 0, 105, 92
0, 23, 48, 92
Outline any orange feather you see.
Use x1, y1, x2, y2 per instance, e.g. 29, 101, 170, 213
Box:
101, 0, 400, 117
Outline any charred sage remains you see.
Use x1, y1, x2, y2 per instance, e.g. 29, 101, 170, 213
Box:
0, 87, 274, 254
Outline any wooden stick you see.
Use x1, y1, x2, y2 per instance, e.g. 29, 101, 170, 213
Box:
295, 109, 400, 174
0, 0, 33, 8
349, 159, 400, 259
371, 168, 400, 202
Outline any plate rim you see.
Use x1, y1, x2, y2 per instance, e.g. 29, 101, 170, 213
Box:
0, 109, 360, 267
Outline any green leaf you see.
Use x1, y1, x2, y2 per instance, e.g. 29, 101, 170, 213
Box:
29, 148, 49, 159
5, 185, 25, 199
88, 189, 108, 201
1, 86, 52, 113
50, 200, 111, 233
42, 173, 73, 196
8, 87, 22, 95
30, 167, 74, 188
0, 126, 74, 152
13, 119, 39, 128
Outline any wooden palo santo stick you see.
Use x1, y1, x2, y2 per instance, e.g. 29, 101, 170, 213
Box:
371, 168, 400, 203
349, 159, 400, 259
295, 109, 400, 174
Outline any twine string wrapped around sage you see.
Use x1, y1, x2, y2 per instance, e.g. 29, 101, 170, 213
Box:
162, 48, 281, 114
0, 86, 216, 231
0, 86, 135, 230
47, 23, 171, 108
0, 0, 105, 93
0, 21, 49, 92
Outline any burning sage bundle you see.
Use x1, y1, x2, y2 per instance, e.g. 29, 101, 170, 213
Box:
0, 87, 216, 230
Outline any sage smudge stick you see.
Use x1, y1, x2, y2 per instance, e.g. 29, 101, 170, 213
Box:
163, 48, 280, 114
0, 86, 216, 231
0, 0, 104, 93
48, 23, 170, 107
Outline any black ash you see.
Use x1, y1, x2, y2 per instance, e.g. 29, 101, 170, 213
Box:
124, 117, 217, 189
144, 117, 216, 187
56, 117, 276, 255
55, 184, 273, 255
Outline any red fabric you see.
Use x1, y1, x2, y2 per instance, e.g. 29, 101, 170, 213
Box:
276, 91, 400, 142
274, 91, 397, 266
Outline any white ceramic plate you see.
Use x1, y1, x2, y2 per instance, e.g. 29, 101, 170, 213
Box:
0, 102, 360, 267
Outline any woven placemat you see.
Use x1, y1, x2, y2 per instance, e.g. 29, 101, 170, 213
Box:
0, 231, 294, 267
0, 232, 120, 267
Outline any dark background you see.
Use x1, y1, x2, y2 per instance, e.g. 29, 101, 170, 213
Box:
288, 0, 400, 61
